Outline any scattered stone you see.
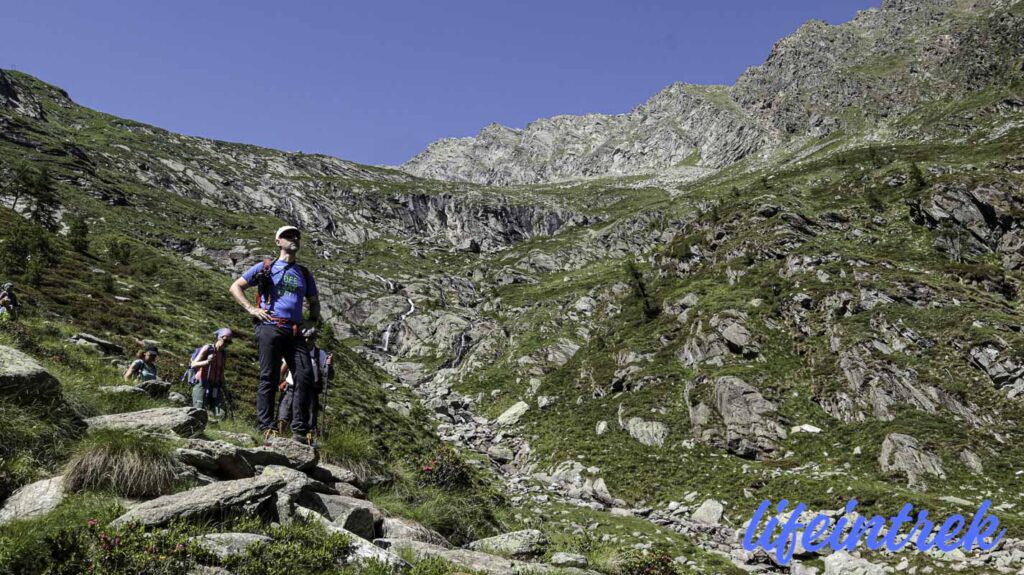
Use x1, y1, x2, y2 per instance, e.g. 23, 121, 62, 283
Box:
69, 333, 124, 355
0, 476, 64, 526
878, 433, 946, 491
623, 417, 669, 448
0, 345, 63, 398
297, 507, 408, 569
381, 517, 452, 548
487, 445, 514, 463
467, 529, 549, 559
297, 492, 382, 540
595, 421, 608, 436
791, 424, 822, 434
495, 401, 530, 427
551, 552, 588, 568
190, 533, 272, 560
690, 499, 725, 525
823, 550, 889, 574
960, 449, 984, 474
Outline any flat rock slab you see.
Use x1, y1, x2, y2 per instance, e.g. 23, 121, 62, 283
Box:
86, 407, 207, 437
551, 552, 589, 568
239, 437, 318, 471
0, 476, 64, 525
191, 533, 272, 559
111, 475, 286, 528
70, 333, 124, 355
467, 529, 549, 559
378, 538, 600, 575
309, 463, 359, 486
0, 345, 62, 398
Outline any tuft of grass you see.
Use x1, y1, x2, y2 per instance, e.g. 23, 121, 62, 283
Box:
63, 429, 181, 498
370, 465, 503, 546
320, 426, 379, 483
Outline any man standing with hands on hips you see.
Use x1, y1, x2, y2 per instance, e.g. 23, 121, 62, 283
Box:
229, 225, 321, 445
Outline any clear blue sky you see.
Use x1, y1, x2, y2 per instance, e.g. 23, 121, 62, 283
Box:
3, 1, 878, 166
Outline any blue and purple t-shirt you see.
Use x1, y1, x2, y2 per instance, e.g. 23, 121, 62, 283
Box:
242, 259, 318, 325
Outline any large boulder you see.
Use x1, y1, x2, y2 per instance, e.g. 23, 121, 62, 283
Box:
495, 401, 530, 427
176, 439, 255, 479
86, 407, 207, 437
823, 550, 890, 575
190, 533, 272, 560
0, 345, 62, 398
467, 529, 549, 559
111, 475, 286, 527
878, 433, 945, 491
296, 507, 408, 569
687, 376, 787, 459
623, 417, 669, 448
238, 437, 318, 471
0, 476, 64, 525
381, 517, 452, 548
297, 492, 382, 540
690, 499, 725, 525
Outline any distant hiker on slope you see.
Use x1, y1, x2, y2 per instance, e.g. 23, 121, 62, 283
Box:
229, 225, 321, 446
277, 327, 333, 442
124, 343, 159, 382
188, 328, 233, 420
0, 282, 21, 320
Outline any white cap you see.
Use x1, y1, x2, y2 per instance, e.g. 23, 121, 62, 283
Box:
275, 225, 301, 240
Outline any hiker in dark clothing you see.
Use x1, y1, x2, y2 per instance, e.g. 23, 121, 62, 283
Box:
124, 344, 159, 382
190, 328, 233, 419
0, 282, 21, 320
229, 225, 321, 445
277, 327, 333, 437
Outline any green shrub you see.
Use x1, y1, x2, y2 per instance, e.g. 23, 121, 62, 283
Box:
618, 547, 680, 575
0, 493, 123, 575
106, 239, 132, 266
416, 443, 473, 490
222, 519, 352, 575
64, 429, 180, 498
68, 215, 89, 253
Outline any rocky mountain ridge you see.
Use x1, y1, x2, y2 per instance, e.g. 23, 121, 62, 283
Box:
402, 0, 1024, 185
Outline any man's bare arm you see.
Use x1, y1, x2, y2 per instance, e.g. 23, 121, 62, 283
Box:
230, 277, 272, 322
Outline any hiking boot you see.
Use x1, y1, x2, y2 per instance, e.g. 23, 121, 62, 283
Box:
262, 428, 277, 447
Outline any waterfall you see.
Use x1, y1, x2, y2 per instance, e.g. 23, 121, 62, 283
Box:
441, 330, 471, 369
378, 297, 415, 353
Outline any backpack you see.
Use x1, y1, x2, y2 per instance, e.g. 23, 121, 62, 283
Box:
251, 258, 313, 311
179, 344, 213, 387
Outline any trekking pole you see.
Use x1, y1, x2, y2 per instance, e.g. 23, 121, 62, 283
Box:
320, 356, 332, 442
222, 382, 235, 421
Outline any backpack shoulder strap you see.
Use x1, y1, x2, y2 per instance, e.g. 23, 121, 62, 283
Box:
296, 264, 313, 294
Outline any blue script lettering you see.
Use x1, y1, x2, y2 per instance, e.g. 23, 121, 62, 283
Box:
742, 499, 1005, 565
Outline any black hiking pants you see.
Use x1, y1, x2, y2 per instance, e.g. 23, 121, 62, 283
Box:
255, 324, 314, 436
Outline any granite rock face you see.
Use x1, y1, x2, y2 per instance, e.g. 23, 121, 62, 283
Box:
404, 0, 1024, 185
403, 83, 771, 185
